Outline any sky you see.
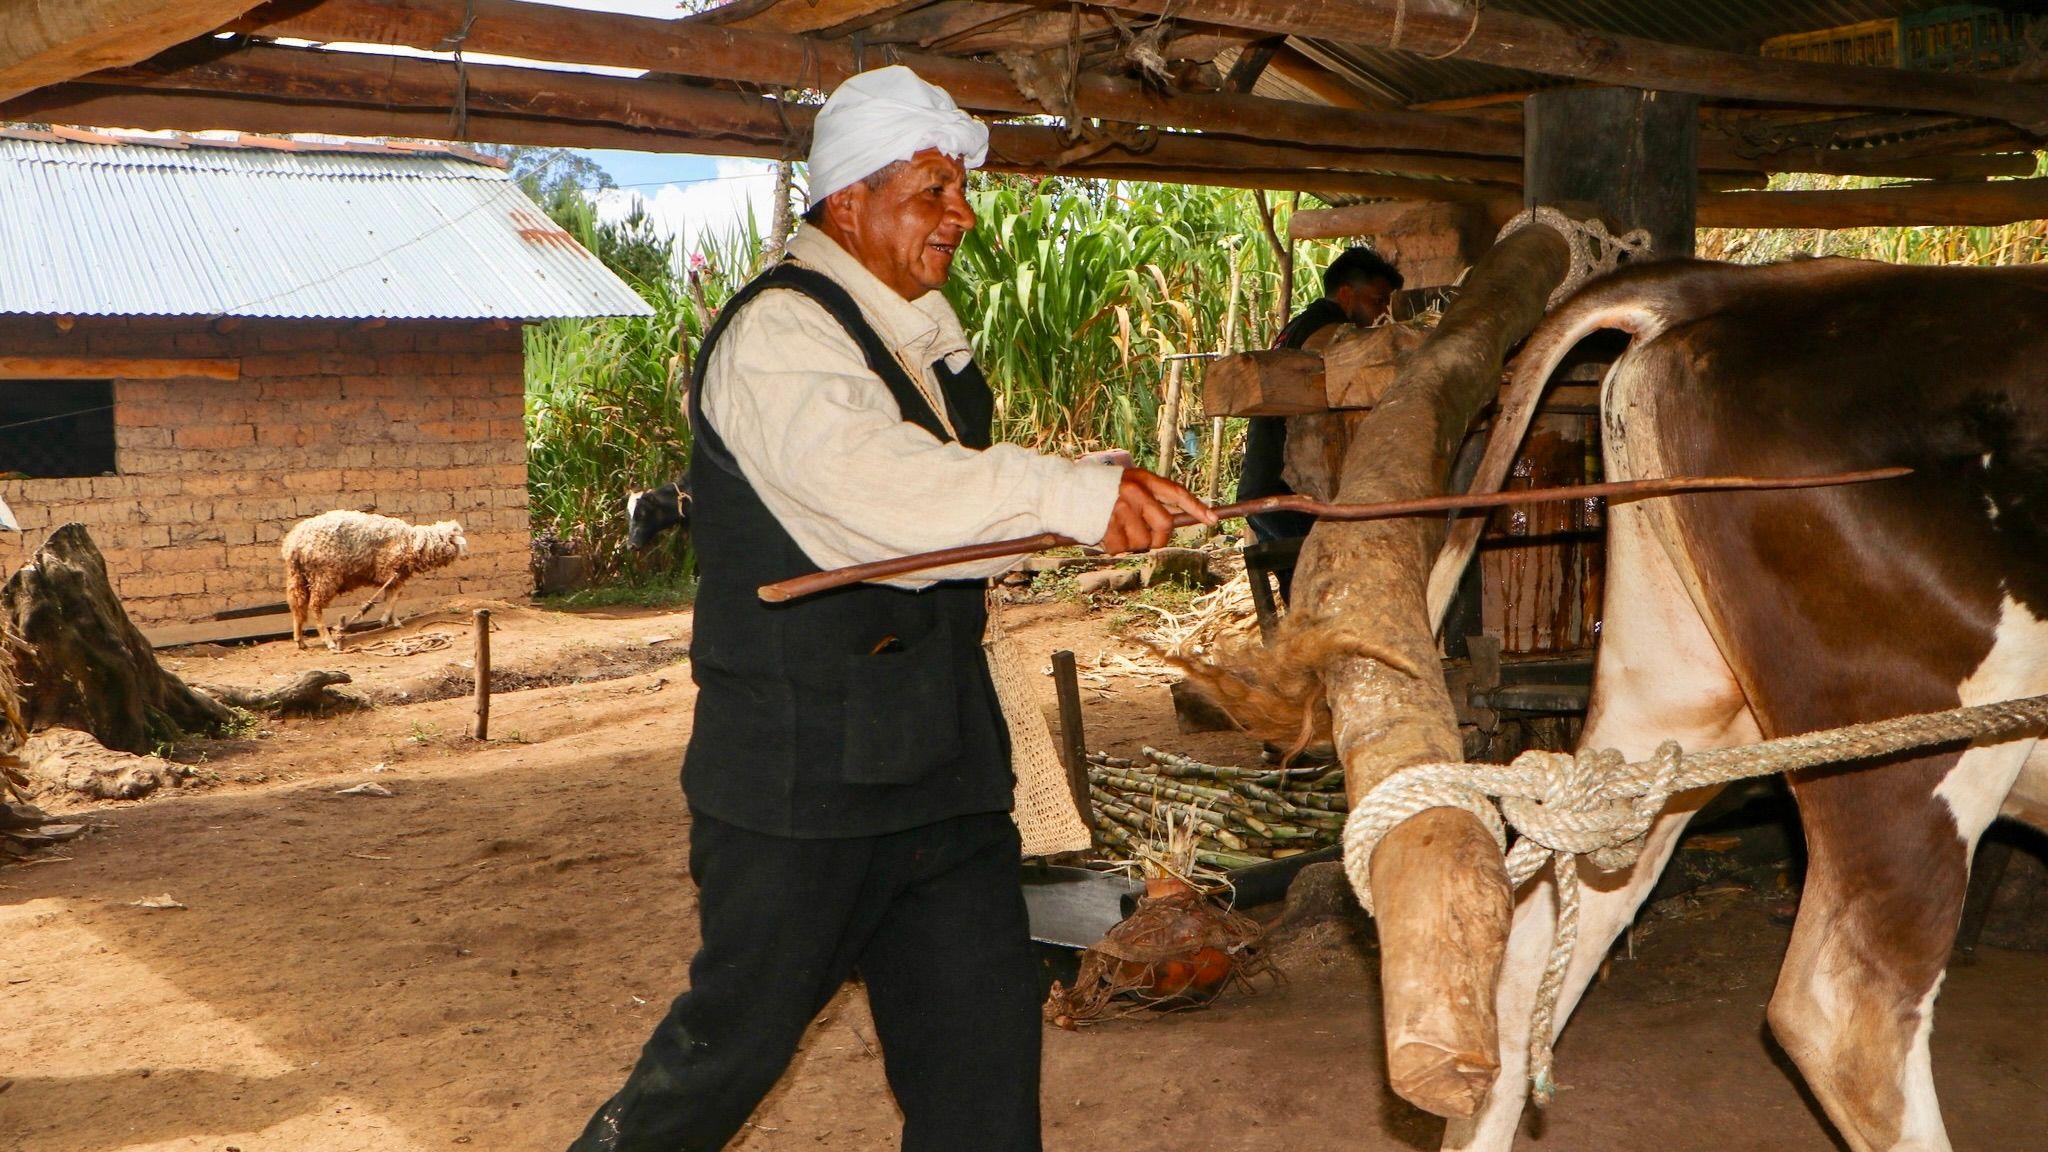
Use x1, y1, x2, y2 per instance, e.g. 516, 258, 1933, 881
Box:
533, 3, 794, 252
282, 0, 796, 256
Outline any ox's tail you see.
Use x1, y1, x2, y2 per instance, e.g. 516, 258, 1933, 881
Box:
1423, 273, 1680, 628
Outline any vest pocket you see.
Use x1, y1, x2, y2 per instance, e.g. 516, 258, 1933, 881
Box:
840, 621, 966, 785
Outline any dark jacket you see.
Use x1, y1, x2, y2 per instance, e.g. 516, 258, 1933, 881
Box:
682, 263, 1013, 838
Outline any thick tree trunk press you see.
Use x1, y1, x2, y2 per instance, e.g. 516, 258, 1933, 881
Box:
1, 523, 237, 753
1284, 222, 1575, 1118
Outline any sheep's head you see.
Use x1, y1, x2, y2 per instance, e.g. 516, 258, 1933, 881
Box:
435, 521, 469, 558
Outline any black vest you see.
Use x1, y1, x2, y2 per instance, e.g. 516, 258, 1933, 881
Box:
682, 263, 1013, 837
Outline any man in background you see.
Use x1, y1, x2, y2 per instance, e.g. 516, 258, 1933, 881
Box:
1236, 246, 1404, 553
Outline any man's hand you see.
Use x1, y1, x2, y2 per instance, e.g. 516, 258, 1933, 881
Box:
1098, 468, 1217, 555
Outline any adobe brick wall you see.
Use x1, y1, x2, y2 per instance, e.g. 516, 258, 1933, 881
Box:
0, 316, 532, 628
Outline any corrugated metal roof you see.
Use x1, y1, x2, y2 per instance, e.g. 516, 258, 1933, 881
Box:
1304, 0, 1973, 106
0, 135, 653, 320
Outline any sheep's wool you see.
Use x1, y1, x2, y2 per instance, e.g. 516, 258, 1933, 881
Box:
806, 66, 988, 204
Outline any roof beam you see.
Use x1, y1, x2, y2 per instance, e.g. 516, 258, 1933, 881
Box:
1100, 0, 2048, 136
0, 0, 263, 101
18, 66, 2038, 229
1698, 178, 2048, 229
65, 40, 1524, 189
232, 0, 1520, 156
718, 0, 927, 36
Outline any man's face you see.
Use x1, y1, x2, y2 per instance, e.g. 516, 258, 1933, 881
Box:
1333, 278, 1396, 327
820, 150, 976, 300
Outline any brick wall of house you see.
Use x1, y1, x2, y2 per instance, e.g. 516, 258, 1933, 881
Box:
0, 316, 532, 629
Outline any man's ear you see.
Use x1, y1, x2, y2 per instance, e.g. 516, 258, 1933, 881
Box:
821, 183, 867, 238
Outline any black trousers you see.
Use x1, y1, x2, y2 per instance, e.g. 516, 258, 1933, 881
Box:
567, 809, 1042, 1152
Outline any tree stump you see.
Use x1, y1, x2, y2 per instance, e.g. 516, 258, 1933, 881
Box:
1, 524, 237, 754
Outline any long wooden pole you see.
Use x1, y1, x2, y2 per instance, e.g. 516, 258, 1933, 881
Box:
1155, 356, 1185, 481
1102, 0, 2048, 134
83, 40, 1522, 188
755, 467, 1907, 603
234, 0, 1521, 156
472, 608, 491, 741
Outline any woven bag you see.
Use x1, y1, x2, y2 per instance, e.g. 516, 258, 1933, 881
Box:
983, 593, 1092, 856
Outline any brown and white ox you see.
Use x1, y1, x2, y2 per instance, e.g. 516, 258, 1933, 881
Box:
1446, 257, 2047, 1152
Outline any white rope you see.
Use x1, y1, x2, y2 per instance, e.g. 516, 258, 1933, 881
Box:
1497, 206, 1654, 308
1342, 693, 2048, 1104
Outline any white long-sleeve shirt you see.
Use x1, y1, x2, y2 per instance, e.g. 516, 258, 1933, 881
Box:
699, 227, 1123, 587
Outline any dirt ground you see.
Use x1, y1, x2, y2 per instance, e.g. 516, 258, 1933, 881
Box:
3, 598, 2044, 1151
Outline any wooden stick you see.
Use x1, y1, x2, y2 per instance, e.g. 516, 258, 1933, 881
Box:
472, 609, 491, 742
757, 466, 1908, 603
1049, 650, 1093, 834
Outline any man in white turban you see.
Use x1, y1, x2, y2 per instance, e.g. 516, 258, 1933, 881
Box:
567, 67, 1210, 1152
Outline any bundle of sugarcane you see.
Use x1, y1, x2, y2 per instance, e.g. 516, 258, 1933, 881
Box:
1084, 747, 1348, 870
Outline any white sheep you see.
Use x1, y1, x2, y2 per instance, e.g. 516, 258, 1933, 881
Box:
282, 510, 467, 651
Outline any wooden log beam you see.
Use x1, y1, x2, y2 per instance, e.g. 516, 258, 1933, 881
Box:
233, 0, 1520, 156
0, 82, 793, 156
76, 40, 1527, 195
1699, 177, 2048, 229
1281, 221, 1578, 1118
0, 355, 237, 379
0, 0, 263, 101
1298, 175, 2048, 233
720, 0, 918, 35
1102, 0, 2048, 135
2, 77, 1509, 205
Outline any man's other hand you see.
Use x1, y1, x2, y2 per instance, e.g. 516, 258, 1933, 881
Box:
1098, 468, 1216, 555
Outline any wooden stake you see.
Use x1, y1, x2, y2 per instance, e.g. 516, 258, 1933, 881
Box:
1049, 650, 1093, 833
472, 608, 491, 742
1155, 356, 1185, 480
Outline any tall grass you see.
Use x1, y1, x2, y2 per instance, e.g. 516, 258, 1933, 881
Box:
947, 179, 1342, 480
524, 211, 764, 582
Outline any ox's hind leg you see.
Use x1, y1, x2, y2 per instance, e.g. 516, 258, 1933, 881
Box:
1768, 599, 2046, 1152
1445, 500, 1761, 1152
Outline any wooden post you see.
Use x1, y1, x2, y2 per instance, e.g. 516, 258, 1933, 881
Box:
1525, 87, 1700, 258
472, 609, 491, 741
1156, 356, 1185, 480
1049, 650, 1093, 832
1285, 223, 1576, 1119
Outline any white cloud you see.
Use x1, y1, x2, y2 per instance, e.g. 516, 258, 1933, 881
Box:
594, 157, 795, 259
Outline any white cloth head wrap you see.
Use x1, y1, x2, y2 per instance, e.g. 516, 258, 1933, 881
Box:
807, 66, 989, 205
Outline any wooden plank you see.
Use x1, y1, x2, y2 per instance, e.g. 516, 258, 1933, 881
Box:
0, 0, 262, 101
1526, 87, 1700, 258
0, 356, 237, 380
1202, 350, 1324, 417
1324, 324, 1428, 410
1104, 0, 2048, 134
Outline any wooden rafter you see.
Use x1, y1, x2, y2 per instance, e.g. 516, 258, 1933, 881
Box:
232, 0, 1519, 156
18, 47, 2043, 233
722, 0, 929, 36
1102, 0, 2048, 135
0, 0, 264, 101
50, 40, 1524, 194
